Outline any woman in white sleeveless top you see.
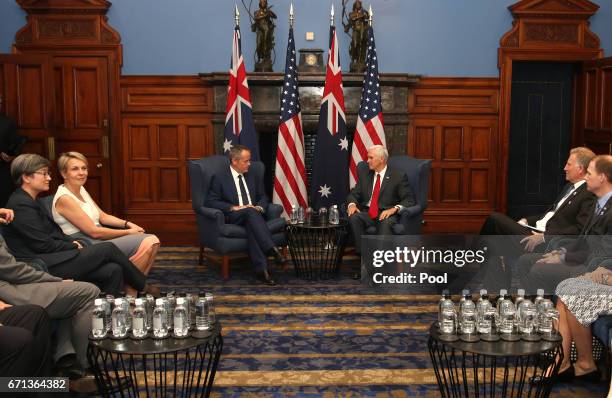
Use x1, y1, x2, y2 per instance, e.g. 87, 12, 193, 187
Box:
52, 152, 160, 281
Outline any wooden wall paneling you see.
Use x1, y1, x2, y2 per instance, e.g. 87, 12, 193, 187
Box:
0, 54, 54, 159
13, 0, 123, 213
408, 77, 499, 233
498, 0, 603, 211
120, 76, 214, 244
578, 57, 612, 154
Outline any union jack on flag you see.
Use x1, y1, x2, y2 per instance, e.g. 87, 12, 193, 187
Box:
310, 25, 349, 210
223, 26, 260, 160
349, 25, 386, 188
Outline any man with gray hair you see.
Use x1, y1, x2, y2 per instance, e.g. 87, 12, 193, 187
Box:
347, 145, 415, 254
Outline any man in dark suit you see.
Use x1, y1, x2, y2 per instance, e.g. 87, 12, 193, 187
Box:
347, 145, 415, 254
479, 147, 596, 252
3, 154, 159, 297
517, 154, 612, 294
0, 303, 52, 377
207, 145, 286, 285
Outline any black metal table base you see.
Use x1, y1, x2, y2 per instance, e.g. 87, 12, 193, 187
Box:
428, 325, 562, 398
88, 324, 223, 398
286, 222, 348, 280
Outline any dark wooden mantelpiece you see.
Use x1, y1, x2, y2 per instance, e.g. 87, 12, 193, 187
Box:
199, 72, 420, 157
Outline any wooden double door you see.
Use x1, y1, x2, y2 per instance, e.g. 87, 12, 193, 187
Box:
0, 53, 112, 210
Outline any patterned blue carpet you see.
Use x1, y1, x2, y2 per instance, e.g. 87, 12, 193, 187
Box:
146, 247, 609, 397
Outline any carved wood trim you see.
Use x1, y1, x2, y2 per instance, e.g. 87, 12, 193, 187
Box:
496, 0, 603, 213
15, 0, 121, 47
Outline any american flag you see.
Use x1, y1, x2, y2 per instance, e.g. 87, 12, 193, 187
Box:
223, 26, 260, 160
272, 27, 308, 218
310, 25, 349, 210
349, 26, 386, 188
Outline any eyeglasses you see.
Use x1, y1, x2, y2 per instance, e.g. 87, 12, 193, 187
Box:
32, 171, 52, 178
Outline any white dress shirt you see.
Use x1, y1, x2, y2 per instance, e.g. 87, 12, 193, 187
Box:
230, 166, 252, 206
533, 180, 585, 231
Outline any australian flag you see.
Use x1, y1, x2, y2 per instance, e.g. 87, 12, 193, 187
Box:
310, 26, 349, 210
223, 25, 260, 160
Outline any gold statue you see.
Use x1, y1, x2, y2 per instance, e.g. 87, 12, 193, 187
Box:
343, 0, 368, 73
251, 0, 277, 72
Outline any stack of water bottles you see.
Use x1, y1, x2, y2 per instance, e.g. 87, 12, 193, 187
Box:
437, 288, 561, 343
91, 291, 217, 340
289, 205, 340, 225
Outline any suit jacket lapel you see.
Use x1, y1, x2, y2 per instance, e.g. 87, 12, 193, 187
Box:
583, 196, 612, 234
225, 168, 239, 205
555, 184, 584, 213
364, 170, 374, 202
379, 171, 393, 196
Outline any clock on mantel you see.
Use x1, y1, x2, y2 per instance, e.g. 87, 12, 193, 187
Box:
298, 49, 324, 73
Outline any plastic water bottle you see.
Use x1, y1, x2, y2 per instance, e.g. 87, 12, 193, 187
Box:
164, 293, 175, 329
517, 299, 536, 335
290, 205, 298, 224
329, 205, 340, 225
123, 295, 134, 331
495, 289, 508, 328
205, 293, 216, 325
195, 292, 211, 331
439, 299, 457, 335
91, 298, 107, 339
537, 298, 555, 333
187, 293, 196, 329
111, 298, 128, 338
498, 295, 516, 334
534, 289, 545, 312
476, 291, 493, 333
104, 294, 114, 332
179, 293, 190, 330
437, 290, 450, 328
152, 298, 168, 338
319, 207, 328, 225
145, 294, 155, 331
297, 206, 305, 224
515, 288, 526, 308
131, 298, 147, 339
459, 290, 474, 314
173, 297, 189, 337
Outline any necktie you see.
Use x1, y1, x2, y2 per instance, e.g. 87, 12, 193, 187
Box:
238, 175, 251, 206
368, 174, 381, 219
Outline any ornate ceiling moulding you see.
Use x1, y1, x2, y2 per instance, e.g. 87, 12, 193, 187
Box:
14, 0, 120, 46
500, 0, 600, 49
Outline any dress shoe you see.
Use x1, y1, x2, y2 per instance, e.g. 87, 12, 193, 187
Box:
530, 365, 574, 385
256, 270, 277, 286
267, 246, 287, 266
54, 353, 76, 372
574, 368, 600, 383
143, 284, 161, 298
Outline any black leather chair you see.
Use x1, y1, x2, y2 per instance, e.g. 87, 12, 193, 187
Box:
188, 155, 286, 280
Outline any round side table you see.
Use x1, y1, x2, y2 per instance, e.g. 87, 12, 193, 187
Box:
428, 324, 562, 398
286, 221, 349, 280
87, 323, 223, 398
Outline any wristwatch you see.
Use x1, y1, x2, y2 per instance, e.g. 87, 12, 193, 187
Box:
602, 273, 609, 285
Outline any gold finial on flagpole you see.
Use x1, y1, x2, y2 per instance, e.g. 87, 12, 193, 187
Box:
234, 4, 240, 27
290, 3, 295, 27
368, 5, 373, 27
330, 4, 335, 26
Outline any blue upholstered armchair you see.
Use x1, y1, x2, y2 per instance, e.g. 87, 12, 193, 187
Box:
188, 155, 286, 280
359, 155, 432, 235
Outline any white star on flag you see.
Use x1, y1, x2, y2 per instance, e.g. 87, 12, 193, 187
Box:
338, 137, 349, 151
223, 138, 233, 153
318, 184, 332, 198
